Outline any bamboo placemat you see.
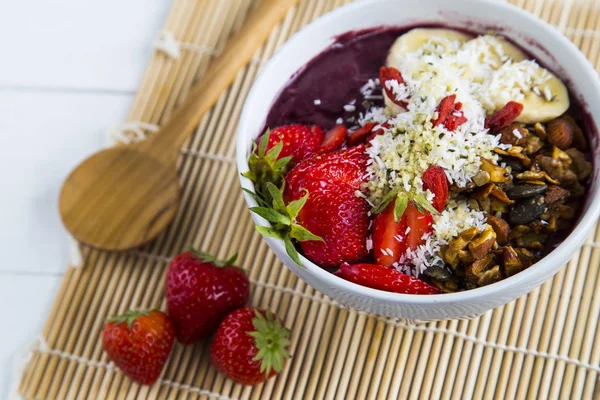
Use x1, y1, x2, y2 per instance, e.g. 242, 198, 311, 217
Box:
16, 0, 600, 399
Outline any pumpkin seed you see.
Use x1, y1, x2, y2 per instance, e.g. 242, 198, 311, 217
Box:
506, 184, 547, 199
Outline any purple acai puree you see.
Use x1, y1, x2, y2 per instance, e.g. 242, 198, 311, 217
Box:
264, 27, 406, 131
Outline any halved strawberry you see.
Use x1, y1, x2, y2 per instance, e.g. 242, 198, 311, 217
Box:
404, 203, 433, 252
422, 165, 449, 212
347, 123, 376, 147
336, 262, 441, 294
373, 199, 408, 267
380, 66, 409, 108
485, 101, 524, 132
316, 124, 347, 154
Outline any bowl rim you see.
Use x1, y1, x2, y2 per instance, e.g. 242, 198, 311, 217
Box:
236, 0, 600, 305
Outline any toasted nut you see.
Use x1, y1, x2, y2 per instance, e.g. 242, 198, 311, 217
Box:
534, 122, 547, 139
525, 135, 543, 155
441, 246, 459, 268
516, 170, 559, 185
502, 246, 523, 277
561, 114, 588, 150
490, 186, 514, 204
565, 148, 592, 180
458, 249, 474, 263
486, 215, 510, 243
477, 265, 503, 286
473, 170, 491, 187
473, 183, 495, 200
490, 197, 510, 213
468, 225, 497, 260
520, 180, 547, 186
544, 185, 569, 204
498, 124, 528, 146
457, 227, 480, 243
547, 118, 574, 149
494, 148, 531, 166
480, 158, 511, 183
467, 253, 494, 282
552, 147, 572, 166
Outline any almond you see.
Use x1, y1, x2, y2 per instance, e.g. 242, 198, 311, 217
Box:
547, 118, 574, 149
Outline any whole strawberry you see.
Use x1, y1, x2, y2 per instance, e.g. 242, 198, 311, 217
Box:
262, 124, 324, 163
284, 145, 370, 267
210, 307, 291, 385
165, 249, 249, 344
102, 309, 175, 385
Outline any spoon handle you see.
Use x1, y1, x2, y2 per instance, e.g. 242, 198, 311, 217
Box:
137, 0, 300, 164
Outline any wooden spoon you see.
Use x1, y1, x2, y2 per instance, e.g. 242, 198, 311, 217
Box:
59, 0, 299, 251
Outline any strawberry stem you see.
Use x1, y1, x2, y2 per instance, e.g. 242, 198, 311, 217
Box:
248, 309, 291, 376
188, 246, 238, 266
106, 309, 154, 329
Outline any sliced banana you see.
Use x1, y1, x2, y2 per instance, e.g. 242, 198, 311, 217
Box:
461, 35, 527, 80
387, 28, 473, 67
487, 61, 569, 123
384, 29, 472, 115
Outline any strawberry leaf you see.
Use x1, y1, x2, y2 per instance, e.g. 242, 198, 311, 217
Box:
266, 182, 286, 214
250, 207, 291, 226
394, 195, 408, 222
286, 190, 308, 220
255, 226, 283, 239
412, 193, 439, 215
258, 128, 270, 157
284, 238, 303, 266
106, 309, 153, 329
372, 190, 399, 215
290, 224, 323, 242
242, 188, 268, 207
264, 139, 283, 164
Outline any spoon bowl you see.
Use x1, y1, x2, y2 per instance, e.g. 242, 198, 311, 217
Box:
59, 147, 180, 250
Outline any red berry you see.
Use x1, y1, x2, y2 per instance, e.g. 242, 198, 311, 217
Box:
316, 124, 347, 153
336, 263, 441, 294
210, 307, 291, 385
485, 101, 524, 132
404, 203, 433, 252
432, 94, 468, 131
262, 124, 324, 163
165, 250, 249, 344
284, 146, 370, 267
380, 66, 409, 108
422, 165, 449, 213
102, 309, 175, 385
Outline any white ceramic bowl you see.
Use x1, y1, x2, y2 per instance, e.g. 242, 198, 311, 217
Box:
237, 0, 600, 320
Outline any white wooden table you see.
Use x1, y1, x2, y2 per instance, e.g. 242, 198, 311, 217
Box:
0, 0, 171, 396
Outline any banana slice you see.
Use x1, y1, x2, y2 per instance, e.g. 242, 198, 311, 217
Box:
461, 35, 527, 80
387, 28, 473, 66
384, 29, 473, 115
487, 61, 569, 123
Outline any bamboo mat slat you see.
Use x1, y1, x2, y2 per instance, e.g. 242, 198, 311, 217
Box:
16, 0, 600, 399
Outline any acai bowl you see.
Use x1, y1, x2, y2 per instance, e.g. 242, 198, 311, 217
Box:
236, 0, 600, 320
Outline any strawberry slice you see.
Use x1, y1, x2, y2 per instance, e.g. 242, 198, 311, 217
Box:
485, 101, 524, 132
379, 66, 409, 108
347, 123, 376, 146
422, 165, 449, 212
432, 94, 468, 131
316, 124, 347, 154
336, 262, 441, 294
373, 199, 408, 267
404, 204, 433, 252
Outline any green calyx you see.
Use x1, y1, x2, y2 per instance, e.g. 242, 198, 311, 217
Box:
242, 130, 322, 268
189, 246, 238, 267
250, 182, 323, 267
248, 309, 292, 376
242, 129, 293, 206
106, 309, 154, 329
372, 189, 439, 223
